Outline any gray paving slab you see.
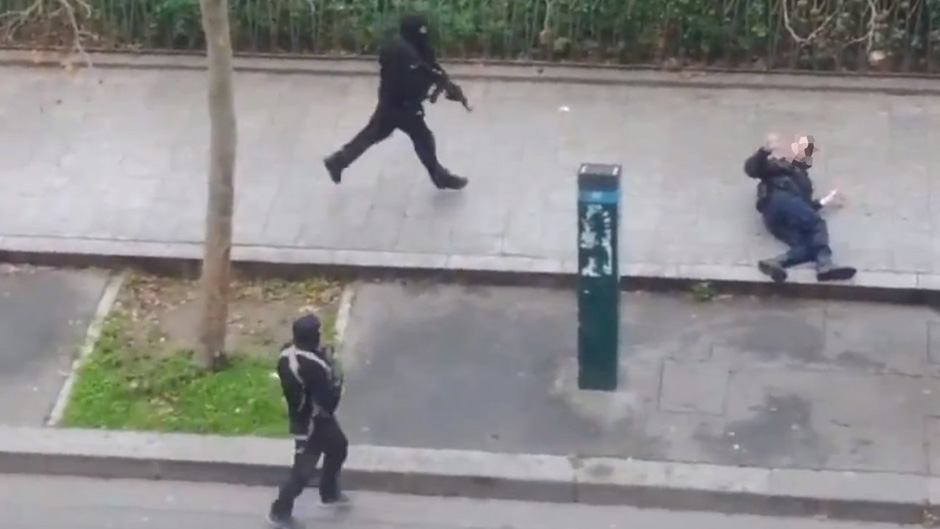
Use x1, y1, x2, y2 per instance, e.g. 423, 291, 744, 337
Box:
0, 265, 108, 426
0, 63, 937, 290
659, 359, 730, 416
339, 282, 940, 476
0, 474, 909, 529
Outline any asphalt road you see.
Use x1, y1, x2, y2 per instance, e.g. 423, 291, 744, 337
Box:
339, 282, 940, 476
0, 265, 110, 425
0, 474, 908, 529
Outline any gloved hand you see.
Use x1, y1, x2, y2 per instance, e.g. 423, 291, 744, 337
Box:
322, 344, 345, 391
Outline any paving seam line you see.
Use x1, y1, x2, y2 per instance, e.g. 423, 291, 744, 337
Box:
44, 270, 127, 427
0, 426, 935, 524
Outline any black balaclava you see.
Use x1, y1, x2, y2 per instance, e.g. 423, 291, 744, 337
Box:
399, 13, 431, 55
292, 314, 321, 353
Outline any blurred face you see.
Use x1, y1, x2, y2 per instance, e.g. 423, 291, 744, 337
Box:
792, 135, 817, 166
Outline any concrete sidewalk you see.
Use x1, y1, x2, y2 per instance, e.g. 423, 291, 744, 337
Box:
0, 56, 938, 298
3, 283, 940, 523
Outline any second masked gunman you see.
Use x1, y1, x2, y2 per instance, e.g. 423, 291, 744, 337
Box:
323, 13, 469, 190
744, 134, 856, 284
268, 315, 349, 529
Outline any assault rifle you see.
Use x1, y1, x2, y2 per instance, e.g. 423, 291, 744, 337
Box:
429, 76, 472, 112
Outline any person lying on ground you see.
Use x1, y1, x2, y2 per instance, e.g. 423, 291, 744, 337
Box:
743, 133, 856, 284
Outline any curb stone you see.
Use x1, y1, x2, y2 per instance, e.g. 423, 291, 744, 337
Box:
3, 49, 940, 96
0, 426, 935, 524
8, 45, 940, 79
0, 236, 937, 306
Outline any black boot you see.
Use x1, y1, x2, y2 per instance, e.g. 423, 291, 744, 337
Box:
267, 507, 304, 529
816, 253, 856, 282
758, 255, 788, 283
432, 166, 468, 190
324, 152, 346, 184
319, 492, 352, 508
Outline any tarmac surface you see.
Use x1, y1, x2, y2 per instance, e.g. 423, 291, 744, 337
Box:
0, 473, 909, 529
0, 266, 108, 426
339, 282, 940, 475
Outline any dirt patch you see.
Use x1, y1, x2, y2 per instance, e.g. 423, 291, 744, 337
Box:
116, 271, 344, 358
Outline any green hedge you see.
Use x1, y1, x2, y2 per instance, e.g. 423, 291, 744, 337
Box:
2, 0, 939, 72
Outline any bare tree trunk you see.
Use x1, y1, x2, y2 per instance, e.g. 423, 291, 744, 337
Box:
196, 0, 237, 371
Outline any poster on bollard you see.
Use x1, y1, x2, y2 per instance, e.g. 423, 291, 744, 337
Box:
579, 203, 614, 278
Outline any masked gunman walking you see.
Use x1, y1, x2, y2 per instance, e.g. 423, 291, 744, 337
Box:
323, 13, 469, 190
268, 315, 349, 529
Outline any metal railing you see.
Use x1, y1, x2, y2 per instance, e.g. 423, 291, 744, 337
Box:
1, 0, 938, 72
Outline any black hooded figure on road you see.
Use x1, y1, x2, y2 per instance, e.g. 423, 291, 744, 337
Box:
323, 13, 468, 190
268, 314, 349, 528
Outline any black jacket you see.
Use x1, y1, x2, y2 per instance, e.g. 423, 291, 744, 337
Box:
744, 147, 822, 213
377, 14, 446, 107
276, 344, 343, 437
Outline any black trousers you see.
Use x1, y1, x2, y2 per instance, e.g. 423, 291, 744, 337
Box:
271, 416, 348, 516
761, 192, 832, 267
336, 101, 443, 183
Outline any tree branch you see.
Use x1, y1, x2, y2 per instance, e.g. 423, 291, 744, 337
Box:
781, 0, 839, 45
57, 0, 93, 67
0, 0, 44, 37
1, 0, 94, 67
843, 0, 878, 52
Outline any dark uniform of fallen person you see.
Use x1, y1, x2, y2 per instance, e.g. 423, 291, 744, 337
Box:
744, 134, 856, 283
323, 13, 469, 190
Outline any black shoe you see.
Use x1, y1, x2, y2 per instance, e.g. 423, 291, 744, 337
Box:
758, 258, 787, 283
324, 154, 344, 184
817, 263, 856, 282
319, 492, 352, 508
267, 511, 304, 529
441, 175, 468, 190
431, 166, 468, 190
